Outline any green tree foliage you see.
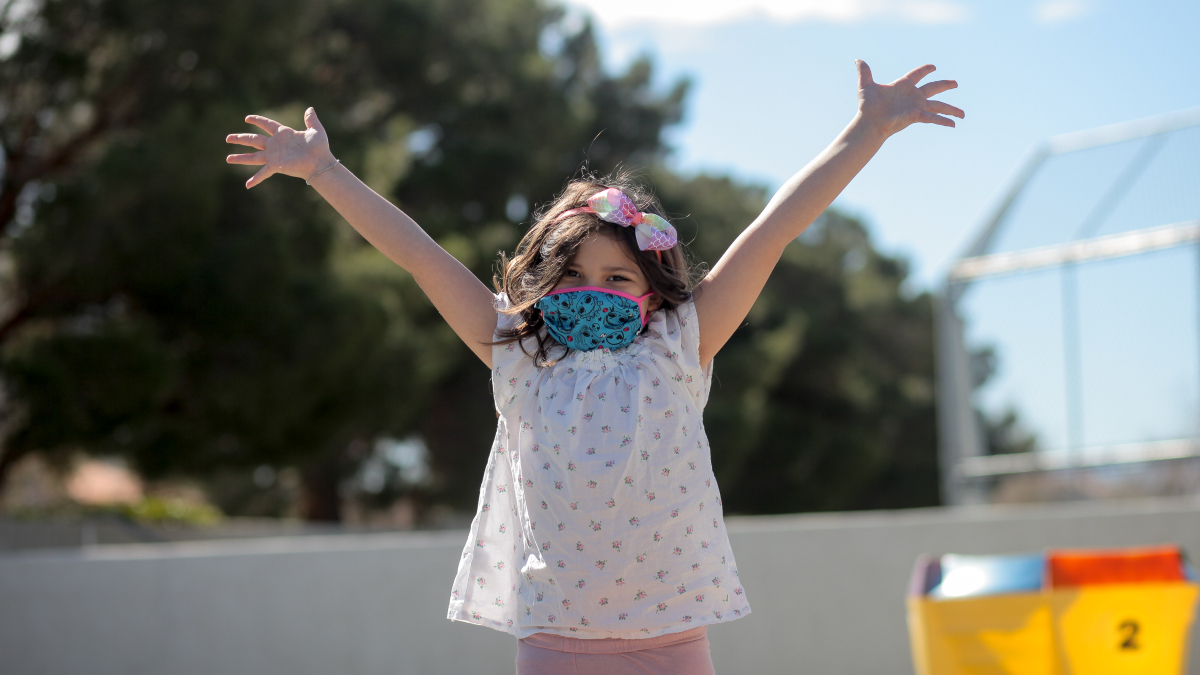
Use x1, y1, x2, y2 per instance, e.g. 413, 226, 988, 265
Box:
0, 0, 939, 520
653, 174, 939, 512
0, 0, 687, 519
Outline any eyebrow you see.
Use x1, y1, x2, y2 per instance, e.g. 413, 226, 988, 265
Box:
567, 263, 640, 275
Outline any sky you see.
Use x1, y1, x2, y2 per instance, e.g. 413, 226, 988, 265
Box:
563, 0, 1200, 287
560, 0, 1200, 453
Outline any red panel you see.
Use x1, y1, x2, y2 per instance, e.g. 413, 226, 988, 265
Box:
1047, 546, 1185, 587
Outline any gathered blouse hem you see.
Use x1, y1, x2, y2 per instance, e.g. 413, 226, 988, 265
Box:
520, 625, 707, 653
446, 603, 751, 641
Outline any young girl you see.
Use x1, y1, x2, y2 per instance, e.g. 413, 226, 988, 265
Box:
226, 60, 962, 674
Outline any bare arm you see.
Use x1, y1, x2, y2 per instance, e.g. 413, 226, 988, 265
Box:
693, 61, 964, 366
226, 108, 497, 367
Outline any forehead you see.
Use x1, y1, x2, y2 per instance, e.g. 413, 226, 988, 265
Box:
572, 233, 640, 270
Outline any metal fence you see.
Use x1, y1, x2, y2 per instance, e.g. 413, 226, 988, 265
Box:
937, 108, 1200, 504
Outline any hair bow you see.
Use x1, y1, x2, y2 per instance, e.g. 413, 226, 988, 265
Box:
553, 188, 678, 253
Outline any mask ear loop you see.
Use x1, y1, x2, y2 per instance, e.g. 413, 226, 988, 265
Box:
635, 290, 656, 327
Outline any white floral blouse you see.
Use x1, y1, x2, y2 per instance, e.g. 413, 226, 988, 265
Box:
446, 294, 750, 639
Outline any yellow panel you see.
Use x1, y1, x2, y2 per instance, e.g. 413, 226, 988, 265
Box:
1049, 583, 1199, 675
909, 582, 1199, 675
909, 594, 1060, 675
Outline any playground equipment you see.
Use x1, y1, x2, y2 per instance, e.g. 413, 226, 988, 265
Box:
908, 546, 1199, 674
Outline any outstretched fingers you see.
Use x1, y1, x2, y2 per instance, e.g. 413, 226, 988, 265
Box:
246, 165, 274, 189
245, 115, 283, 135
855, 59, 875, 88
919, 111, 956, 128
303, 107, 325, 132
901, 64, 937, 85
926, 100, 965, 119
226, 151, 266, 165
920, 79, 958, 98
226, 133, 267, 150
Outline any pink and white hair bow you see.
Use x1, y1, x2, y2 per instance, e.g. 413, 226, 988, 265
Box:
553, 188, 678, 253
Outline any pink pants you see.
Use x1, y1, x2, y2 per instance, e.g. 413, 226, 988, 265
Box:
516, 626, 716, 675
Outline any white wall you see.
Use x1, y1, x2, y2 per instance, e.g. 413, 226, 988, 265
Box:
3, 497, 1200, 675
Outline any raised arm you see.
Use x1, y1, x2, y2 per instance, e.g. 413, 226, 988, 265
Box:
226, 108, 497, 367
692, 61, 963, 367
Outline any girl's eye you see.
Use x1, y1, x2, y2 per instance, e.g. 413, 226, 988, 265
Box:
566, 270, 581, 277
609, 275, 629, 282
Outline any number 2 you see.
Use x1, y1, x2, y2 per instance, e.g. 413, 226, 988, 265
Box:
1119, 619, 1140, 650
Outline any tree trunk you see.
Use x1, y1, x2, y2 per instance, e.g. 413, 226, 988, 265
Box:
300, 454, 344, 522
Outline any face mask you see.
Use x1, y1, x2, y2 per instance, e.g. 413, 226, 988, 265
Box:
535, 287, 653, 352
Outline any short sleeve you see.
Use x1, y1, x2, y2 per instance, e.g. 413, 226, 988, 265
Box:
491, 293, 538, 413
643, 300, 712, 410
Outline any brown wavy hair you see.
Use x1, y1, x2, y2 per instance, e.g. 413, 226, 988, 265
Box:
493, 172, 699, 367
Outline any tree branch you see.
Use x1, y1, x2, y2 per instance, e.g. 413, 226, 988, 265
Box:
0, 113, 113, 235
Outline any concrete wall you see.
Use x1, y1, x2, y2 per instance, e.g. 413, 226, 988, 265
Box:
0, 515, 419, 552
3, 497, 1200, 675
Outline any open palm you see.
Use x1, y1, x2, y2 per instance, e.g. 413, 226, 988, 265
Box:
856, 61, 963, 136
225, 108, 334, 189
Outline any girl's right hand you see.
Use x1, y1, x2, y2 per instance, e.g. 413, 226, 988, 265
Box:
226, 107, 335, 189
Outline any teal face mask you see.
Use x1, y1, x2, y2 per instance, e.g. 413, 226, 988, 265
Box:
535, 287, 653, 351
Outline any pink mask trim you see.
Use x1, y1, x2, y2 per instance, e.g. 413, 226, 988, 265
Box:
543, 286, 655, 326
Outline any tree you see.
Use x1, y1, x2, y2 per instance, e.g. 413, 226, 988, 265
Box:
0, 0, 940, 521
0, 0, 690, 519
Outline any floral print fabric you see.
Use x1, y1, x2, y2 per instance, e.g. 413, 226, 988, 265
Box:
446, 295, 750, 639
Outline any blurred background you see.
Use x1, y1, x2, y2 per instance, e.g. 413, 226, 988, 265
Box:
0, 0, 1194, 535
2, 0, 1197, 544
1, 0, 1199, 537
0, 0, 951, 540
3, 0, 1200, 673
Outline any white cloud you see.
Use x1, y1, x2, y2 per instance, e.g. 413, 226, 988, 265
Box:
563, 0, 968, 28
1032, 0, 1091, 24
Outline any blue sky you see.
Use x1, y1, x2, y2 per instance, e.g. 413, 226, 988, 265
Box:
563, 0, 1200, 452
566, 0, 1200, 287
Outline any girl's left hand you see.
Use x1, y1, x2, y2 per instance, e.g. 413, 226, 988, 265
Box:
855, 61, 964, 137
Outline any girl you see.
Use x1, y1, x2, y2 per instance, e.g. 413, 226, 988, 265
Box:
226, 60, 962, 674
